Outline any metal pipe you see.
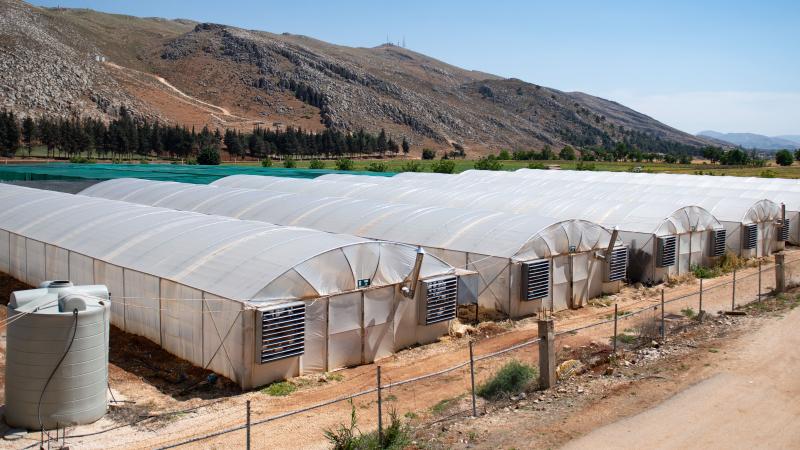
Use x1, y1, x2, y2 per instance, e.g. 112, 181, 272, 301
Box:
403, 246, 426, 298
469, 341, 477, 417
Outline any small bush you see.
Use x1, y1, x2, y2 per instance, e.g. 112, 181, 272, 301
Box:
477, 360, 537, 400
497, 150, 511, 160
616, 333, 638, 344
309, 159, 325, 169
197, 147, 221, 165
325, 402, 411, 450
575, 161, 596, 171
261, 381, 296, 397
283, 156, 297, 168
681, 307, 696, 318
335, 158, 354, 171
474, 155, 503, 171
398, 161, 422, 172
431, 159, 456, 174
68, 156, 96, 164
527, 161, 545, 169
760, 169, 777, 178
421, 149, 436, 160
261, 158, 273, 167
366, 162, 388, 172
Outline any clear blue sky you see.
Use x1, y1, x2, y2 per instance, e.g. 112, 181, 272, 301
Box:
31, 0, 800, 135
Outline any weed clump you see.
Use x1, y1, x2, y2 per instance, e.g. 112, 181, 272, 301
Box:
477, 360, 537, 400
324, 401, 411, 450
261, 381, 296, 396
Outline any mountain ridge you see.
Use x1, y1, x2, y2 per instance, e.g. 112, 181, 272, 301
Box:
697, 130, 799, 150
0, 0, 715, 155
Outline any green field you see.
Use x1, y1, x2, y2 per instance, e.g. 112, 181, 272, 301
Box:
226, 158, 800, 178
9, 146, 800, 178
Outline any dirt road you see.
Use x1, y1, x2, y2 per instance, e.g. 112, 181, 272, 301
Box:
562, 305, 800, 450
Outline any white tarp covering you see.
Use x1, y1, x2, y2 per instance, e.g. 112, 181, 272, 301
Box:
81, 179, 623, 315
0, 184, 460, 388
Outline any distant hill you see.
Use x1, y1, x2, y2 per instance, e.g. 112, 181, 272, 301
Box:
1, 0, 715, 155
697, 131, 799, 150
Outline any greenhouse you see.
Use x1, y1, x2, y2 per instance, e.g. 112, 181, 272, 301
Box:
320, 172, 787, 258
212, 175, 726, 284
81, 178, 628, 316
0, 184, 468, 388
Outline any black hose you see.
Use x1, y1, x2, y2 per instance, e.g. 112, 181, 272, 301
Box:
37, 309, 79, 431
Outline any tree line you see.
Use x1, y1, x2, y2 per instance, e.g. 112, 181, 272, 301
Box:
0, 108, 412, 162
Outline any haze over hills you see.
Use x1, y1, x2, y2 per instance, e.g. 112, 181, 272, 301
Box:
0, 0, 717, 155
697, 130, 799, 150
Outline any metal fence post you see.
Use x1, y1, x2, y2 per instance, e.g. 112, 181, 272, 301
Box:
660, 289, 665, 340
612, 303, 618, 354
246, 400, 251, 450
758, 260, 762, 302
377, 366, 383, 446
699, 278, 704, 320
469, 340, 477, 417
731, 268, 737, 311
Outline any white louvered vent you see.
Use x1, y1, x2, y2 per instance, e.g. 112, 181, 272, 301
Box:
779, 219, 790, 242
743, 224, 758, 250
521, 259, 550, 301
711, 229, 727, 257
258, 302, 305, 364
656, 236, 677, 268
607, 247, 628, 282
420, 276, 457, 325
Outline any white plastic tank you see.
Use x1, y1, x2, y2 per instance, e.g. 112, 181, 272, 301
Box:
5, 281, 110, 430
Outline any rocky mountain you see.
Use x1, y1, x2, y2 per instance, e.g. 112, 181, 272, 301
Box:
0, 0, 714, 155
697, 131, 799, 150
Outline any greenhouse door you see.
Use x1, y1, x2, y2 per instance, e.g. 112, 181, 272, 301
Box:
570, 253, 591, 309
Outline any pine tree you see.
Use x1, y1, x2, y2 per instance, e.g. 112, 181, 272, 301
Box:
401, 137, 410, 156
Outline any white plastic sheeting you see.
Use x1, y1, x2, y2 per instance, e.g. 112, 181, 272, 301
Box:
0, 184, 459, 387
212, 175, 725, 283
318, 171, 784, 257
82, 178, 624, 316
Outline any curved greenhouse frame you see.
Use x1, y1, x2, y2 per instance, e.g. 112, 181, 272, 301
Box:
82, 178, 626, 316
0, 184, 463, 388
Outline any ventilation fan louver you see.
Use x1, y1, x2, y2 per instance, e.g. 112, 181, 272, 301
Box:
419, 276, 458, 325
521, 259, 550, 301
779, 219, 790, 242
258, 302, 305, 364
607, 247, 628, 282
743, 224, 758, 250
711, 229, 727, 257
656, 236, 677, 268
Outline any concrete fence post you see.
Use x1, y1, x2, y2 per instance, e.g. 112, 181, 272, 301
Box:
537, 318, 556, 389
776, 253, 786, 293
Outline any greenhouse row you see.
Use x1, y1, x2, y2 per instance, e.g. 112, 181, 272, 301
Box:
0, 184, 472, 388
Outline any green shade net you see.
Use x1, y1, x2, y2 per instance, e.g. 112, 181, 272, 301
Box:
0, 163, 395, 184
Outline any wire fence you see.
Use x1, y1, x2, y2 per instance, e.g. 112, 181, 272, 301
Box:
45, 252, 800, 449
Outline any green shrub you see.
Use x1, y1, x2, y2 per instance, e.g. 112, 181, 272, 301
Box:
335, 158, 355, 171
309, 159, 325, 169
366, 162, 388, 172
421, 149, 436, 160
261, 158, 273, 167
261, 381, 296, 397
477, 360, 537, 400
527, 161, 545, 169
431, 159, 455, 174
498, 150, 511, 160
324, 402, 411, 450
185, 158, 198, 165
197, 147, 220, 165
68, 156, 96, 164
474, 155, 503, 171
681, 307, 696, 318
398, 161, 422, 172
283, 156, 297, 168
760, 169, 776, 178
575, 161, 596, 171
